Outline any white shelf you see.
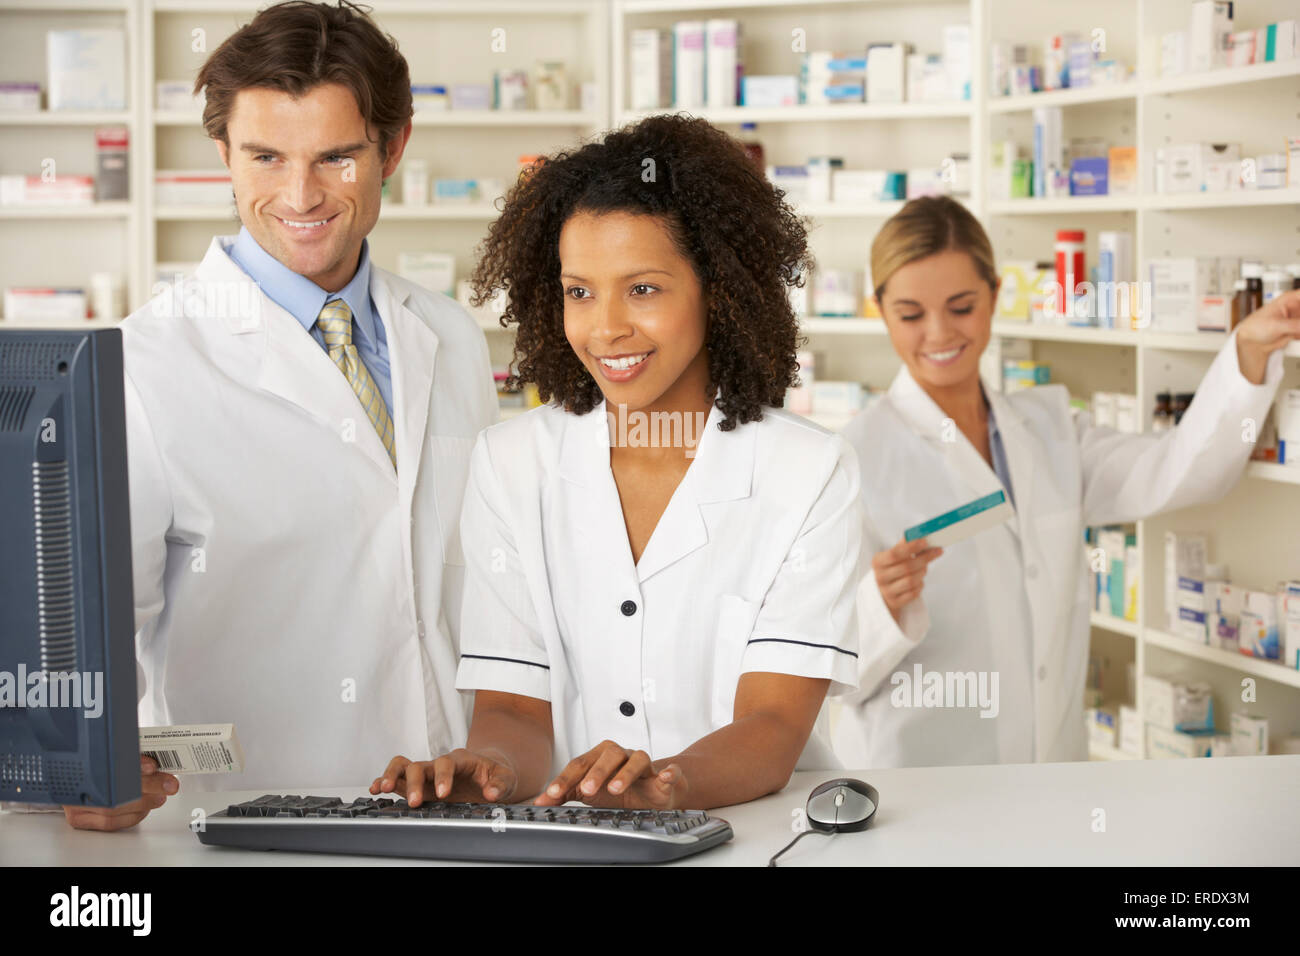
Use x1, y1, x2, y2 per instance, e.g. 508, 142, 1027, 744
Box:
797, 200, 907, 219
799, 317, 888, 335
988, 196, 1139, 214
152, 0, 596, 10
992, 322, 1138, 346
412, 110, 599, 127
1143, 59, 1300, 96
989, 83, 1138, 113
0, 110, 131, 125
154, 205, 234, 221
1090, 612, 1139, 638
621, 0, 911, 11
1245, 462, 1300, 486
1088, 740, 1141, 761
620, 101, 971, 125
0, 202, 133, 219
1144, 189, 1300, 211
381, 204, 502, 220
1144, 628, 1300, 690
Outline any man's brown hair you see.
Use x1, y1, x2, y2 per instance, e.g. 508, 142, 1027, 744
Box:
194, 0, 412, 159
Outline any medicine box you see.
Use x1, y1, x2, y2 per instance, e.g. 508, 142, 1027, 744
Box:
1240, 590, 1279, 659
742, 75, 798, 108
1230, 713, 1268, 755
47, 29, 126, 111
1281, 582, 1300, 669
4, 288, 88, 323
1147, 725, 1211, 759
1119, 705, 1142, 754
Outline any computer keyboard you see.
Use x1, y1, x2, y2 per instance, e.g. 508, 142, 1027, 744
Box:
196, 794, 734, 864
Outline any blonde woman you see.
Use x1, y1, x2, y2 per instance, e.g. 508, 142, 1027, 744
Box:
835, 196, 1300, 769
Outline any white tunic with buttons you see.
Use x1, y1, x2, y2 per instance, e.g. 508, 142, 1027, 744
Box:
454, 400, 864, 773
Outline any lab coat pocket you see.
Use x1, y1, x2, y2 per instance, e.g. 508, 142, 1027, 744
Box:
710, 593, 762, 728
429, 435, 475, 567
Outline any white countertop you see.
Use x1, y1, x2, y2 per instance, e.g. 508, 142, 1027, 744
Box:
4, 755, 1297, 866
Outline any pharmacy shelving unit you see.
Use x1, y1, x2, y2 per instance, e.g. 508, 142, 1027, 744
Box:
3, 0, 1298, 759
0, 0, 145, 318
983, 0, 1300, 759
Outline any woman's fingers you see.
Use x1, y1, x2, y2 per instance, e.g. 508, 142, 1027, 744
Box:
578, 743, 632, 798
606, 750, 653, 795
371, 754, 412, 794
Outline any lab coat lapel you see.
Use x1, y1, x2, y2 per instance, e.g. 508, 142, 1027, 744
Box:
985, 387, 1037, 542
887, 366, 1005, 509
373, 273, 438, 495
634, 402, 752, 585
194, 237, 397, 479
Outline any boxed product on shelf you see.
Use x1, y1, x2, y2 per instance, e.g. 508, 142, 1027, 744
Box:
1210, 579, 1243, 651
1087, 705, 1118, 749
906, 53, 949, 102
812, 270, 858, 317
397, 252, 454, 297
1253, 152, 1287, 189
811, 380, 865, 416
995, 260, 1051, 320
866, 43, 908, 104
1096, 527, 1128, 618
1001, 360, 1049, 393
1280, 582, 1300, 669
1227, 29, 1257, 67
1266, 21, 1298, 61
532, 61, 568, 110
943, 24, 971, 100
1164, 531, 1207, 633
1239, 590, 1279, 659
1230, 713, 1268, 755
705, 19, 739, 109
831, 169, 905, 203
629, 29, 672, 111
95, 126, 128, 202
0, 82, 41, 112
1032, 106, 1064, 199
0, 174, 94, 206
1189, 0, 1233, 72
1147, 725, 1212, 758
1278, 389, 1300, 465
1124, 538, 1139, 621
673, 21, 706, 109
1154, 142, 1240, 194
4, 288, 87, 323
1069, 157, 1107, 196
1042, 33, 1079, 91
1143, 675, 1214, 733
154, 170, 232, 206
411, 85, 448, 112
47, 29, 126, 111
1147, 257, 1218, 332
767, 165, 810, 203
1119, 705, 1142, 754
805, 157, 843, 202
493, 70, 528, 110
743, 75, 798, 108
1161, 31, 1188, 77
906, 167, 946, 199
1066, 39, 1094, 88
156, 80, 203, 112
801, 52, 867, 106
450, 83, 491, 111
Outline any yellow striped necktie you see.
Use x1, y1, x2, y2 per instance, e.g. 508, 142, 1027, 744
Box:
315, 298, 397, 469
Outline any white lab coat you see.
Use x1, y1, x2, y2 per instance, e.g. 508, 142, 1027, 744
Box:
122, 236, 497, 791
454, 399, 864, 774
834, 329, 1284, 769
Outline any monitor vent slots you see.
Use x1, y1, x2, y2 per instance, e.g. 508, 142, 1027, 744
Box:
32, 460, 76, 673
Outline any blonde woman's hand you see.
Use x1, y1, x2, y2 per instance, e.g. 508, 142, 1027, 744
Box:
1235, 289, 1300, 384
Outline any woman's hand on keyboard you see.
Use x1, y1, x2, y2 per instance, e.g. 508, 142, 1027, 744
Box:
532, 740, 687, 810
370, 750, 517, 807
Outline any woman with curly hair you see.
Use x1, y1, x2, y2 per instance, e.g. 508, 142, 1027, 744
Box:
371, 115, 864, 810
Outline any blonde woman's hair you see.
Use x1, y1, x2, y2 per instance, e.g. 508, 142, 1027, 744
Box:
870, 196, 998, 301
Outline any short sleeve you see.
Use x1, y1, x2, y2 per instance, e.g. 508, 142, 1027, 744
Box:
741, 436, 864, 695
454, 433, 552, 701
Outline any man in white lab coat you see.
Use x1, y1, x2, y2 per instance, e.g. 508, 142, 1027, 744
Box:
62, 1, 496, 829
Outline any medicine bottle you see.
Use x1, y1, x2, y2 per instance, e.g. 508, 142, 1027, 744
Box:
1152, 391, 1172, 433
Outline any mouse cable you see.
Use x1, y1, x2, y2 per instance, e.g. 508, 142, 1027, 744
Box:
766, 828, 830, 867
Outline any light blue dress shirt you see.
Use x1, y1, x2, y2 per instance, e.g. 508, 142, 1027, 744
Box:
229, 226, 394, 419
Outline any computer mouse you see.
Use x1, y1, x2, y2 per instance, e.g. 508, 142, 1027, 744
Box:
806, 778, 879, 833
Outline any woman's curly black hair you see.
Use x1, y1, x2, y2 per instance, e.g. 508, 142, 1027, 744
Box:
469, 113, 815, 431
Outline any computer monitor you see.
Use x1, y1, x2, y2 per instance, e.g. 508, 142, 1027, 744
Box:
0, 328, 139, 808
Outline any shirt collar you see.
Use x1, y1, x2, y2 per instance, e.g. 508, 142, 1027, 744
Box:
228, 225, 377, 347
